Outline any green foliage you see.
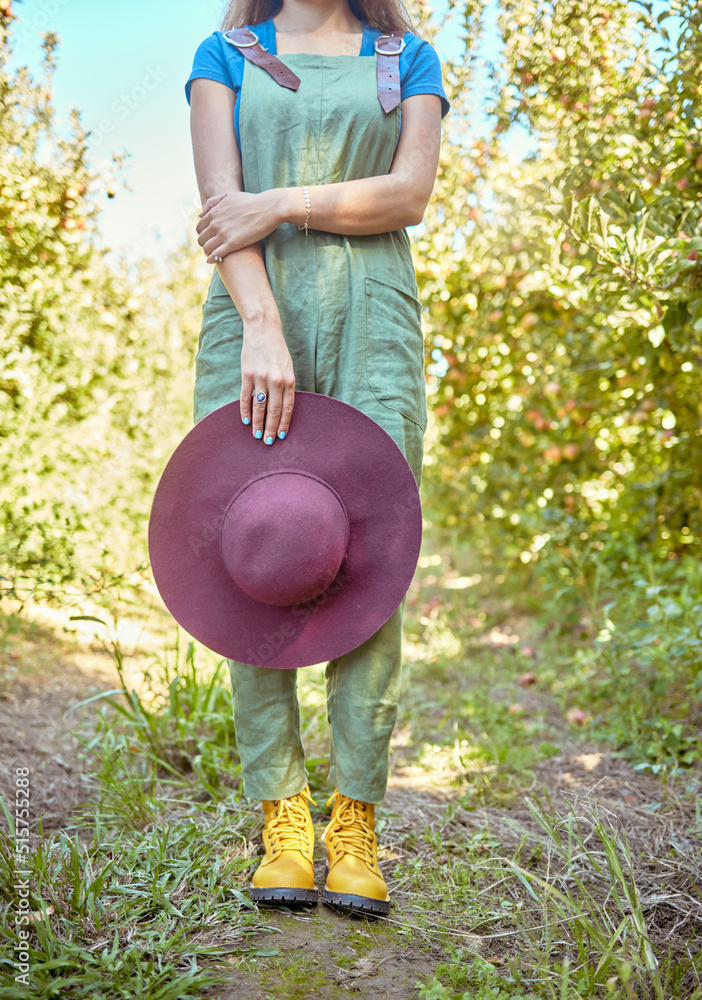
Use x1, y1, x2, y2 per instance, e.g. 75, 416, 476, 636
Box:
544, 553, 702, 770
421, 0, 702, 579
419, 954, 541, 999
415, 0, 702, 765
0, 13, 202, 605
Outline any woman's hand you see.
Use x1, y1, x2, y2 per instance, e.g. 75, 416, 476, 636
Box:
197, 190, 285, 263
240, 314, 296, 444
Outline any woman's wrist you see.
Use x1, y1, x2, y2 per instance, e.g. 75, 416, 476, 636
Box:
242, 303, 283, 340
219, 257, 277, 326
270, 186, 308, 228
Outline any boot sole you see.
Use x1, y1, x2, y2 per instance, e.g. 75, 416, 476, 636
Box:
248, 886, 318, 907
320, 888, 390, 917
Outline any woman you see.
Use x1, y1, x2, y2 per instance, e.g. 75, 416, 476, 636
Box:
186, 0, 449, 916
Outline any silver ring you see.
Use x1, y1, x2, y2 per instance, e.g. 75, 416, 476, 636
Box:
254, 390, 267, 404
213, 254, 223, 262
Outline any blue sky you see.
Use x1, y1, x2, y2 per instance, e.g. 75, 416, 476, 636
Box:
9, 0, 467, 265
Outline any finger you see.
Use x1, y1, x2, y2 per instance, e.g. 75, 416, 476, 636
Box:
262, 379, 284, 445
197, 222, 216, 249
198, 222, 226, 260
276, 379, 296, 440
251, 386, 267, 440
195, 213, 216, 239
199, 193, 225, 218
240, 373, 254, 427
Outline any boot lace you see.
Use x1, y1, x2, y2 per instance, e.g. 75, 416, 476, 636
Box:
324, 794, 375, 864
267, 792, 312, 853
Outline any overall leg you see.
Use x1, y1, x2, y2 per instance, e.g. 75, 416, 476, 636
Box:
228, 661, 307, 801
315, 394, 423, 800
230, 659, 318, 906
325, 598, 406, 804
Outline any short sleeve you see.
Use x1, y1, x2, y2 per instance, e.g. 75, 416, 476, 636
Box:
400, 37, 450, 118
185, 32, 243, 105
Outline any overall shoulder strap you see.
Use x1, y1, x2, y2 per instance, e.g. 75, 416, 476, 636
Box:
375, 33, 405, 113
223, 27, 301, 91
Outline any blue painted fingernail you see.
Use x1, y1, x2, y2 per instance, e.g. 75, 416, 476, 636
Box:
265, 436, 273, 445
243, 417, 250, 425
278, 431, 286, 440
255, 430, 262, 439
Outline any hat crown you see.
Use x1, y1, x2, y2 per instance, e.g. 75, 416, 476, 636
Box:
219, 470, 350, 608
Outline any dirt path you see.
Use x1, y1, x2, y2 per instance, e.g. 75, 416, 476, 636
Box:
0, 615, 116, 830
216, 897, 442, 999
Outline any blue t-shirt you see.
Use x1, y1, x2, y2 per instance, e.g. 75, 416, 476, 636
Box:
185, 20, 450, 149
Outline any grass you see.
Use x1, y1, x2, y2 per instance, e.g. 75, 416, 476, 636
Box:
399, 593, 565, 809
391, 772, 702, 997
403, 791, 702, 998
532, 552, 702, 774
0, 807, 271, 998
393, 551, 702, 998
70, 619, 241, 816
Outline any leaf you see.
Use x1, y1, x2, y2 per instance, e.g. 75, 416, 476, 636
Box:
666, 259, 697, 276
603, 192, 628, 214
598, 208, 611, 242
63, 690, 128, 718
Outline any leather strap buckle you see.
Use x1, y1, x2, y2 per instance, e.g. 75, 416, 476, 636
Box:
374, 35, 406, 56
224, 28, 261, 48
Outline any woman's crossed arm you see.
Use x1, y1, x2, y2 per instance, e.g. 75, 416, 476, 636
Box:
194, 88, 442, 262
190, 78, 295, 442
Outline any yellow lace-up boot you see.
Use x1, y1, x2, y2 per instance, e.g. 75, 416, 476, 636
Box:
320, 790, 390, 916
249, 785, 318, 906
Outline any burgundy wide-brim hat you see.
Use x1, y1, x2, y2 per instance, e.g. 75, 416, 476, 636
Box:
148, 392, 422, 669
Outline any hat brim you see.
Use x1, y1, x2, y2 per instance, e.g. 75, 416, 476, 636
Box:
148, 392, 422, 669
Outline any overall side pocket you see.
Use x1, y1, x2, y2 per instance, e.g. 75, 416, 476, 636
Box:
364, 276, 427, 431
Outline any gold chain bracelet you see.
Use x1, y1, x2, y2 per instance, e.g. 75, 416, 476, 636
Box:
298, 185, 311, 236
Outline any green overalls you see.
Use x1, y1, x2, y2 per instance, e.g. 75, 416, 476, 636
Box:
194, 40, 426, 804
